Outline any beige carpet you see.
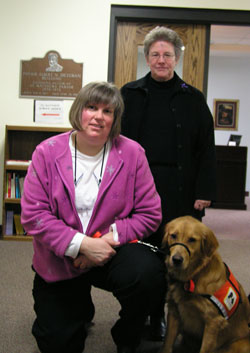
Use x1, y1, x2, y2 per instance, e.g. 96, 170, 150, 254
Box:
203, 197, 250, 295
204, 197, 250, 241
0, 198, 249, 353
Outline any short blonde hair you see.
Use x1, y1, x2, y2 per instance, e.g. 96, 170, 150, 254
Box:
69, 81, 124, 139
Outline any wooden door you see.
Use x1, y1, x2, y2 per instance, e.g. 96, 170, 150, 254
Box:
114, 22, 208, 92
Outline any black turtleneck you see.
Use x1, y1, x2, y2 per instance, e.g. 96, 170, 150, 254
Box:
138, 75, 178, 165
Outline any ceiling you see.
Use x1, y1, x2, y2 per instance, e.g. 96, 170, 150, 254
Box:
210, 25, 250, 57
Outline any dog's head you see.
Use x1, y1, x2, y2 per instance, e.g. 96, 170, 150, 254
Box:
162, 216, 219, 280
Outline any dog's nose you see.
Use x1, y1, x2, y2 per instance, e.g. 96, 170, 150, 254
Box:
172, 255, 183, 266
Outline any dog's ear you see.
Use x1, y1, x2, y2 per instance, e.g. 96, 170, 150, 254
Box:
201, 226, 219, 257
161, 223, 170, 253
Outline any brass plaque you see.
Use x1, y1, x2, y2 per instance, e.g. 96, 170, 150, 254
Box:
20, 51, 83, 99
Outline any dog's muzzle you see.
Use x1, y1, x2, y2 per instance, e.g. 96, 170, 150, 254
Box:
168, 243, 191, 267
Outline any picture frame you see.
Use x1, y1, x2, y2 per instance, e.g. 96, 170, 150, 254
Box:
213, 99, 239, 131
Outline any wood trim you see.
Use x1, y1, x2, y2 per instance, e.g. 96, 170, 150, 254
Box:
182, 25, 206, 90
114, 23, 137, 88
6, 125, 70, 132
109, 6, 250, 25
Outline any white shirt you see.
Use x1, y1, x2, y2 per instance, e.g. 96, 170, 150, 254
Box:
65, 134, 117, 258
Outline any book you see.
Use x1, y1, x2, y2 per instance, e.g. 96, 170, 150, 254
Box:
11, 172, 15, 198
5, 173, 23, 199
15, 174, 19, 198
5, 173, 8, 197
19, 177, 24, 197
14, 214, 24, 235
6, 172, 11, 198
6, 210, 14, 235
15, 174, 21, 198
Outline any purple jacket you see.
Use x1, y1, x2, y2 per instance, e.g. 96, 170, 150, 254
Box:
21, 131, 162, 282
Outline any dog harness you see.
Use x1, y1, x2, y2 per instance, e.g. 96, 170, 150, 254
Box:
185, 263, 241, 320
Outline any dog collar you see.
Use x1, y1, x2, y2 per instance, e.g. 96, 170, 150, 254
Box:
184, 263, 241, 320
184, 279, 195, 292
169, 242, 191, 256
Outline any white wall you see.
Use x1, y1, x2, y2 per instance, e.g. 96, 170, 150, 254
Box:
1, 0, 250, 224
207, 55, 250, 192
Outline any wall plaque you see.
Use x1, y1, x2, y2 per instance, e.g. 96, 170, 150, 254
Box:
20, 51, 83, 99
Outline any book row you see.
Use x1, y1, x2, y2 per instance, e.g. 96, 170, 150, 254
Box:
5, 211, 26, 235
6, 172, 25, 199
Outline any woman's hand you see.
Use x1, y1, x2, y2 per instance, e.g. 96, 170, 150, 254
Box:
73, 254, 94, 269
101, 231, 119, 245
194, 199, 211, 211
74, 235, 120, 269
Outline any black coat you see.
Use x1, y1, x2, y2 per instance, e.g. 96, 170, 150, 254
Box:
121, 72, 217, 229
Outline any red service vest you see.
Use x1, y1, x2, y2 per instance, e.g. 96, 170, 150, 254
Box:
185, 263, 241, 320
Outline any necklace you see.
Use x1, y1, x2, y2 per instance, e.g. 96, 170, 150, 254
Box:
74, 133, 106, 187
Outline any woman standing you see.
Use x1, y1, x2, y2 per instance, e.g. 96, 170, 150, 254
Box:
121, 27, 217, 340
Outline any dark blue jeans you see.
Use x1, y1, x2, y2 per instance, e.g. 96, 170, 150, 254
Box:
32, 243, 166, 353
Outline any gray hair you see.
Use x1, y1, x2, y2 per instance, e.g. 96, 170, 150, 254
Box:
69, 81, 124, 139
144, 26, 184, 59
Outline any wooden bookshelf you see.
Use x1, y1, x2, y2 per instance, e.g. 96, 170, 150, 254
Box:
2, 125, 70, 240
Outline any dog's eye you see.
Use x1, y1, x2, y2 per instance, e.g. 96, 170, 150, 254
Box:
170, 233, 177, 240
188, 237, 196, 243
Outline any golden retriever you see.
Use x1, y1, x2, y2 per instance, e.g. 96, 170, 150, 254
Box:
160, 216, 250, 353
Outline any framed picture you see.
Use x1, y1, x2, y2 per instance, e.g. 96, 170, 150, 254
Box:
213, 99, 239, 131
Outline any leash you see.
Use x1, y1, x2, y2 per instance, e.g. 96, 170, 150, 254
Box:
129, 239, 165, 254
92, 231, 165, 254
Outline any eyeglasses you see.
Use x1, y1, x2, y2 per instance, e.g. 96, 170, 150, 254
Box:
149, 53, 175, 61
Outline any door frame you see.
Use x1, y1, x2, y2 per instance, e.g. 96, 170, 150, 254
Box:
108, 5, 250, 96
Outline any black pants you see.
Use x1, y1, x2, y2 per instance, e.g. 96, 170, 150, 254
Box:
32, 243, 166, 353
